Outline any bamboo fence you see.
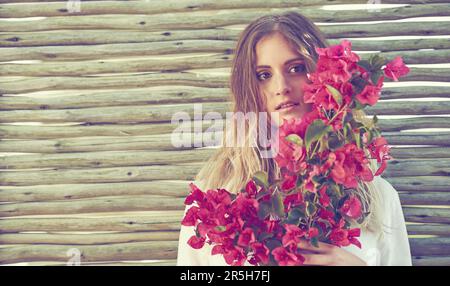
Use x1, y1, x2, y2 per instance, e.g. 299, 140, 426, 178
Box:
0, 0, 449, 266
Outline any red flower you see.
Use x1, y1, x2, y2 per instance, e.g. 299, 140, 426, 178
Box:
340, 195, 363, 219
307, 227, 319, 239
272, 247, 305, 266
237, 228, 256, 247
181, 206, 199, 226
187, 235, 206, 249
250, 242, 270, 265
282, 224, 306, 249
355, 76, 384, 106
368, 136, 392, 176
185, 183, 205, 205
384, 56, 410, 81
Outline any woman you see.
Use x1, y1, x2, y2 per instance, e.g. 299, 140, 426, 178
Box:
177, 11, 412, 266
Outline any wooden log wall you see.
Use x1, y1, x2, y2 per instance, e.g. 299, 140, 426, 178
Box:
0, 0, 449, 265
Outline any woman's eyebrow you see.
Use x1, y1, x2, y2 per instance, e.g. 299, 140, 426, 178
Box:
256, 57, 304, 69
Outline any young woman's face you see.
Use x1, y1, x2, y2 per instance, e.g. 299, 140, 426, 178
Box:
255, 32, 313, 126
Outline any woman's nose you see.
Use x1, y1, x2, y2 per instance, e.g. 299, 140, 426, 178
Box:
274, 74, 292, 96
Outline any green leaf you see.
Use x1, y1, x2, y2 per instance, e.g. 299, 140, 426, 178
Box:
285, 134, 303, 146
325, 84, 343, 106
354, 99, 366, 110
310, 237, 319, 248
353, 129, 362, 149
253, 171, 269, 189
373, 114, 378, 125
357, 60, 371, 72
255, 189, 270, 200
258, 232, 274, 241
215, 226, 226, 232
305, 119, 333, 153
370, 70, 382, 85
258, 201, 271, 220
286, 207, 304, 225
271, 191, 285, 218
369, 55, 387, 71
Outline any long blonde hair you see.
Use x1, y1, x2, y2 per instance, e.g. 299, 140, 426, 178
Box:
196, 11, 384, 236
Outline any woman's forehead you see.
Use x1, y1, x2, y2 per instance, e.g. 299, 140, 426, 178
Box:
255, 33, 303, 66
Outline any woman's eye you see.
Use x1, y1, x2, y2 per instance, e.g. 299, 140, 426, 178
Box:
257, 72, 270, 81
290, 65, 306, 73
256, 65, 305, 81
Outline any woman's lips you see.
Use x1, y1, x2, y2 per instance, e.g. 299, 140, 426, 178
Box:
277, 103, 300, 112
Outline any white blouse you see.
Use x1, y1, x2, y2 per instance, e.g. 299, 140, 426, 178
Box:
177, 175, 412, 266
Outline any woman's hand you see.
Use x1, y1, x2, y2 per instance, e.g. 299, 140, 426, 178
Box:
297, 239, 368, 266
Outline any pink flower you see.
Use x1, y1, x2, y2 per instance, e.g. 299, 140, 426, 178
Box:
355, 76, 384, 106
272, 247, 305, 266
282, 224, 306, 249
184, 183, 205, 205
368, 136, 392, 176
340, 195, 363, 219
181, 206, 199, 226
237, 228, 256, 247
187, 235, 206, 249
250, 242, 270, 265
384, 56, 410, 81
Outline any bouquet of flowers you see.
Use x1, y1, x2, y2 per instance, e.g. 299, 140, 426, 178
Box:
181, 40, 410, 266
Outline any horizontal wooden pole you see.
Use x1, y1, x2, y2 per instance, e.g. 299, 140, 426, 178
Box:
0, 53, 233, 76
412, 256, 450, 266
1, 100, 449, 123
1, 0, 447, 18
1, 67, 448, 95
0, 149, 214, 169
1, 147, 450, 172
0, 73, 229, 94
0, 231, 180, 245
0, 207, 448, 233
0, 188, 449, 218
0, 180, 192, 202
0, 163, 203, 186
0, 117, 449, 142
0, 240, 179, 264
2, 175, 449, 204
0, 0, 447, 9
1, 49, 448, 77
0, 86, 231, 110
388, 176, 450, 192
3, 259, 178, 266
0, 195, 186, 217
0, 39, 235, 62
1, 86, 447, 111
385, 158, 450, 177
0, 237, 448, 264
388, 147, 450, 159
0, 156, 448, 185
0, 212, 185, 233
403, 207, 450, 224
1, 132, 449, 155
406, 223, 450, 236
2, 5, 450, 33
410, 237, 450, 256
399, 192, 450, 205
1, 38, 450, 62
1, 22, 448, 48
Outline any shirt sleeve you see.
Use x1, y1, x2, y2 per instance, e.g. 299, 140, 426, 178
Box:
375, 176, 413, 266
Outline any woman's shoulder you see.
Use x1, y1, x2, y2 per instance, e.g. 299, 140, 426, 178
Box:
372, 175, 400, 205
